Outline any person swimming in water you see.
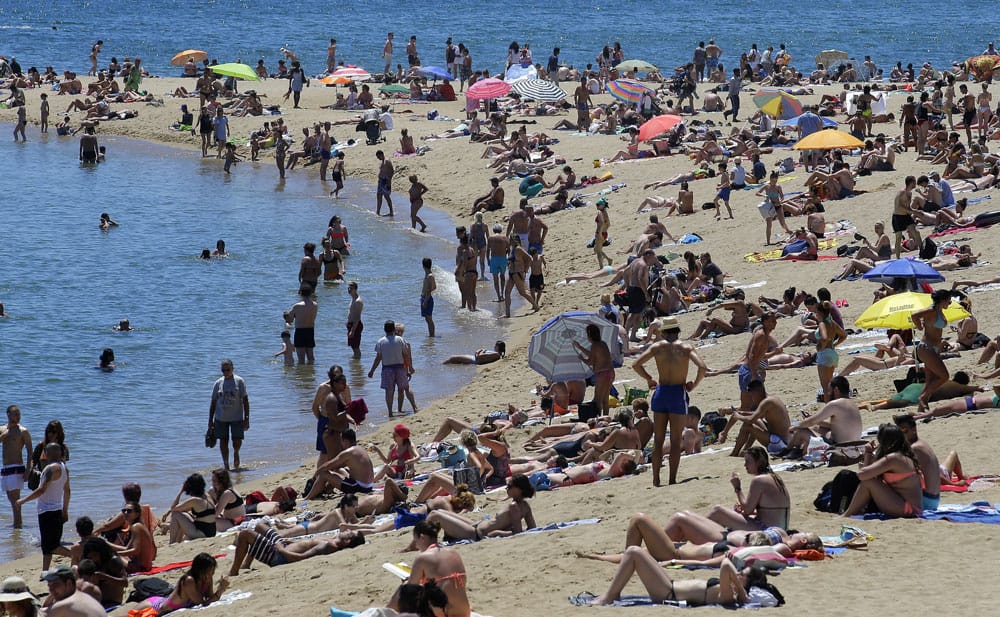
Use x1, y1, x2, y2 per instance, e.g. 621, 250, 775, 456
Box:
99, 348, 115, 372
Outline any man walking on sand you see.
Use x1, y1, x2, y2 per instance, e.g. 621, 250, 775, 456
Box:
487, 224, 510, 303
285, 285, 318, 365
208, 359, 250, 471
376, 150, 395, 216
1, 404, 33, 528
347, 281, 364, 359
368, 321, 413, 418
421, 257, 437, 337
632, 317, 707, 487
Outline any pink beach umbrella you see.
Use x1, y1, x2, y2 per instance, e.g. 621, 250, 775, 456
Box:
466, 77, 511, 100
330, 66, 371, 81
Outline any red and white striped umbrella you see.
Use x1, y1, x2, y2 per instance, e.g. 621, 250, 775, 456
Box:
466, 77, 511, 100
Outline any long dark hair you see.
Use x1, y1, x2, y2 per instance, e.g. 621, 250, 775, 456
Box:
876, 423, 919, 471
745, 564, 785, 606
746, 445, 787, 497
188, 552, 217, 584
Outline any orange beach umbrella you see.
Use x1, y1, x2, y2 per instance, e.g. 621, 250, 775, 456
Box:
171, 49, 207, 66
793, 129, 864, 151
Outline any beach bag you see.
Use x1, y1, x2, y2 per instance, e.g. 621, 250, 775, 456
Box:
779, 157, 795, 173
126, 577, 173, 603
346, 398, 369, 424
577, 401, 600, 422
244, 490, 268, 506
529, 471, 552, 491
919, 237, 938, 260
437, 444, 467, 468
27, 468, 41, 491
624, 387, 649, 405
699, 411, 728, 444
271, 486, 298, 503
818, 469, 861, 514
204, 428, 217, 449
825, 440, 867, 467
757, 200, 777, 220
452, 464, 483, 494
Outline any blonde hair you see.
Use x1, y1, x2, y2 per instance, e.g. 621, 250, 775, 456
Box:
395, 323, 406, 335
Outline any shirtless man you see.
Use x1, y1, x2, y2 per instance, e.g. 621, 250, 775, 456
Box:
805, 161, 855, 200
457, 236, 478, 311
891, 176, 922, 259
311, 366, 339, 466
298, 242, 322, 292
346, 281, 364, 358
574, 324, 615, 417
632, 316, 708, 486
42, 566, 105, 617
486, 225, 509, 303
1, 404, 32, 528
574, 77, 592, 129
472, 177, 505, 214
623, 250, 657, 342
382, 33, 394, 77
788, 376, 862, 454
959, 84, 975, 146
505, 199, 530, 247
718, 381, 791, 458
421, 257, 437, 337
304, 428, 376, 499
893, 414, 941, 511
318, 122, 333, 181
284, 285, 318, 365
230, 522, 364, 575
376, 150, 395, 216
526, 207, 548, 255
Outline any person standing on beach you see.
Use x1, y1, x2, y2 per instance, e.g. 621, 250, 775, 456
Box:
40, 93, 49, 134
368, 321, 412, 417
327, 38, 337, 73
574, 77, 592, 130
693, 42, 707, 81
299, 242, 322, 292
319, 122, 333, 181
274, 126, 288, 179
406, 36, 419, 67
487, 224, 509, 303
421, 257, 437, 337
88, 41, 102, 77
632, 317, 707, 487
208, 359, 250, 471
13, 103, 26, 142
706, 38, 722, 75
347, 281, 364, 359
408, 174, 429, 232
723, 68, 741, 122
383, 33, 394, 77
213, 107, 229, 158
458, 235, 478, 312
547, 48, 561, 84
376, 150, 395, 216
1, 404, 33, 528
17, 442, 71, 570
892, 176, 922, 259
285, 285, 318, 365
285, 61, 306, 109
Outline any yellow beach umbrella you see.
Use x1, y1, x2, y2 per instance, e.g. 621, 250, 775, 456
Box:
854, 292, 969, 330
171, 49, 207, 66
793, 129, 864, 151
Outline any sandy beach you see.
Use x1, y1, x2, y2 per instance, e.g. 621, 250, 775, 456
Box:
3, 74, 1000, 616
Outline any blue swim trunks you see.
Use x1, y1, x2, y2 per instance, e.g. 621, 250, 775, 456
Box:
738, 364, 763, 392
528, 242, 543, 254
921, 491, 939, 512
421, 295, 434, 317
489, 255, 507, 274
650, 384, 689, 415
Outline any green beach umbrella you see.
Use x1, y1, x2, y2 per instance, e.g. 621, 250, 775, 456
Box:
379, 83, 411, 94
209, 62, 260, 81
615, 59, 657, 73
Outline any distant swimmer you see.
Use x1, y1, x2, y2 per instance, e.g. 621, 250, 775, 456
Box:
444, 341, 506, 365
113, 319, 131, 332
98, 349, 115, 372
98, 213, 118, 230
212, 239, 228, 257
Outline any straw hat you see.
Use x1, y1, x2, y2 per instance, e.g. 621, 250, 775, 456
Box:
0, 576, 37, 602
657, 316, 681, 331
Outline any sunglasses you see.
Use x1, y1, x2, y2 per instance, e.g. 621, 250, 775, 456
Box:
121, 508, 136, 514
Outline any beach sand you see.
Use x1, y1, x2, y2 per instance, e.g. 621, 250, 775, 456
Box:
3, 76, 1000, 615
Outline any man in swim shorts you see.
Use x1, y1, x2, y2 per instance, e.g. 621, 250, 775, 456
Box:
718, 381, 792, 458
346, 281, 364, 358
421, 257, 436, 337
208, 359, 250, 471
376, 150, 395, 217
487, 225, 510, 302
623, 250, 658, 341
891, 176, 922, 259
285, 285, 318, 365
304, 429, 376, 499
369, 320, 412, 417
574, 77, 592, 128
382, 33, 394, 76
632, 316, 707, 486
230, 522, 364, 575
1, 404, 33, 528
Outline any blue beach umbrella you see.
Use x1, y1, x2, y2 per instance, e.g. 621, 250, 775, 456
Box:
417, 65, 451, 81
528, 311, 623, 382
862, 258, 945, 284
780, 114, 838, 128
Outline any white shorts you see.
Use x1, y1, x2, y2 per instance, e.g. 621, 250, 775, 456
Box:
1, 466, 25, 493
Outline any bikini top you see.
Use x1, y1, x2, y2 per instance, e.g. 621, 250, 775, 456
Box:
222, 489, 244, 511
933, 311, 946, 330
192, 503, 215, 519
882, 469, 916, 485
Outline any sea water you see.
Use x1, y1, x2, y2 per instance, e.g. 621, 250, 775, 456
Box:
0, 132, 504, 561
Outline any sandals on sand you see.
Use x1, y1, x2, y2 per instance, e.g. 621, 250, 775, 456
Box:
568, 592, 598, 607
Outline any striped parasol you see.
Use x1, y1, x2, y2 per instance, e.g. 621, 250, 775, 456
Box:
509, 78, 566, 102
753, 90, 803, 119
528, 311, 623, 382
466, 77, 511, 100
330, 67, 371, 81
607, 79, 653, 104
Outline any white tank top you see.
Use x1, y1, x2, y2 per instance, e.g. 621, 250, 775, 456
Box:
37, 462, 67, 513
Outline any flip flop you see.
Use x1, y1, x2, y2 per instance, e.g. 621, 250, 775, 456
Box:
568, 592, 598, 607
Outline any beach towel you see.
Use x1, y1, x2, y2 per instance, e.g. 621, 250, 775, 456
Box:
182, 590, 251, 611
929, 225, 981, 238
855, 501, 1000, 523
441, 518, 600, 545
128, 554, 227, 576
568, 588, 780, 608
744, 237, 839, 263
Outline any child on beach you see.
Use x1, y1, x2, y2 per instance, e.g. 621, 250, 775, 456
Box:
223, 143, 241, 174
408, 174, 429, 232
528, 247, 546, 309
40, 93, 49, 134
330, 151, 346, 198
213, 107, 229, 158
56, 115, 73, 136
273, 331, 295, 365
370, 423, 418, 480
713, 161, 734, 220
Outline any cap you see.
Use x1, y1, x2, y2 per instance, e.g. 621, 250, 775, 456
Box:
596, 197, 608, 207
41, 565, 74, 582
393, 424, 410, 440
0, 577, 36, 602
658, 316, 681, 331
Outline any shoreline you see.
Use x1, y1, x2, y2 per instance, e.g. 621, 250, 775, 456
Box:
2, 73, 1000, 617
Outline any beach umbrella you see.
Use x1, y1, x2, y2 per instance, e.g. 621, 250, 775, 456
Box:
637, 114, 682, 142
416, 65, 451, 81
607, 79, 653, 104
331, 67, 371, 81
861, 258, 945, 284
780, 114, 838, 128
814, 49, 848, 68
504, 63, 538, 82
379, 83, 411, 94
854, 292, 968, 330
964, 55, 1000, 81
615, 59, 657, 73
793, 129, 864, 150
467, 77, 511, 100
753, 90, 803, 120
208, 62, 260, 81
528, 311, 624, 382
171, 49, 207, 66
510, 78, 566, 102
318, 75, 353, 86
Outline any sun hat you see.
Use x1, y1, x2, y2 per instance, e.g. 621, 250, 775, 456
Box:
658, 316, 681, 331
0, 576, 37, 602
393, 424, 410, 440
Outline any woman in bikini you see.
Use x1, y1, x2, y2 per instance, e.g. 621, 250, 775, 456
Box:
164, 474, 216, 544
910, 290, 952, 414
391, 521, 471, 617
706, 446, 792, 531
371, 423, 418, 481
841, 423, 923, 518
320, 240, 344, 281
755, 171, 791, 245
208, 468, 245, 532
593, 198, 612, 268
424, 474, 536, 541
133, 553, 229, 616
503, 235, 537, 318
326, 215, 350, 255
109, 500, 156, 573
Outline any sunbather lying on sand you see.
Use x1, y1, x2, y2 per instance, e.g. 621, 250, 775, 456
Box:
229, 523, 364, 575
424, 475, 536, 540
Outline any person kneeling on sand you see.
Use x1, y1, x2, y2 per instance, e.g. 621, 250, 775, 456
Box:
229, 522, 364, 575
